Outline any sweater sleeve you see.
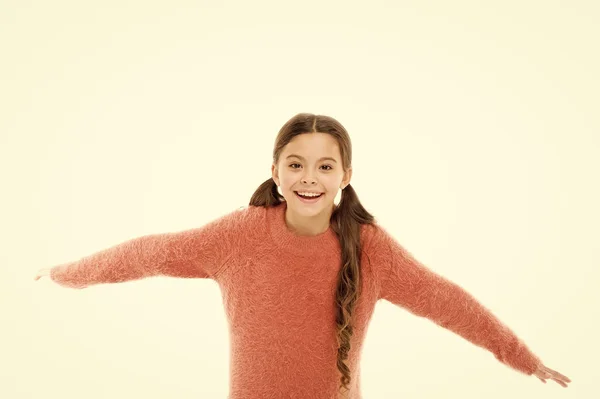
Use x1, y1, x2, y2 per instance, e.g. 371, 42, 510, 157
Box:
49, 208, 245, 289
372, 225, 542, 375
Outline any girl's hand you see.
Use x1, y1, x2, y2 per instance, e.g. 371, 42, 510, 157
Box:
34, 268, 51, 281
534, 364, 571, 387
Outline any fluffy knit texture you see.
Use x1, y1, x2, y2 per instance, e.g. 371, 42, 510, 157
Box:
50, 201, 542, 398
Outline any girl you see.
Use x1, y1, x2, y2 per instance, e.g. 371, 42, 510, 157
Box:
35, 113, 570, 398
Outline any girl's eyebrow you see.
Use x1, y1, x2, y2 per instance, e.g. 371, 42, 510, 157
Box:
286, 154, 338, 163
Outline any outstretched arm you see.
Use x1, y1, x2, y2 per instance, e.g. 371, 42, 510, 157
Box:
371, 225, 569, 384
43, 208, 244, 289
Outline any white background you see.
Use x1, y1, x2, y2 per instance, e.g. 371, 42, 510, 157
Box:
1, 0, 597, 397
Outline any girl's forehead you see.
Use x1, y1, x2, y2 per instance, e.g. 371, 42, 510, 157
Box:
283, 142, 340, 158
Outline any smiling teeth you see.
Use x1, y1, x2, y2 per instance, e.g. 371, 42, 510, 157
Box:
298, 192, 321, 197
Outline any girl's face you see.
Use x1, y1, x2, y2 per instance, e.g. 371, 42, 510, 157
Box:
271, 133, 352, 217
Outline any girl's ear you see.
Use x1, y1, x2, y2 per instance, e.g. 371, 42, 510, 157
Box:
271, 164, 279, 186
342, 167, 353, 188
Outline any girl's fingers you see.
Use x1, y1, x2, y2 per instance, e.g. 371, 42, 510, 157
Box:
554, 379, 567, 388
34, 269, 49, 280
545, 366, 571, 382
553, 371, 571, 382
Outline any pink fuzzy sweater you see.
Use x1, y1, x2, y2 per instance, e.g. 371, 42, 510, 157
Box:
50, 201, 541, 398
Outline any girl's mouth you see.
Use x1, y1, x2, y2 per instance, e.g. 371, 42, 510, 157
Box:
294, 191, 323, 203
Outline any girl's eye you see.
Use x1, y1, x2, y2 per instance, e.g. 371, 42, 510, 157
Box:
289, 163, 332, 170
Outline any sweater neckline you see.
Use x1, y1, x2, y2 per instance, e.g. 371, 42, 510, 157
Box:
267, 201, 339, 257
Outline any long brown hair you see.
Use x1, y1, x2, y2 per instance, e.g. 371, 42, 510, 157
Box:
248, 113, 375, 394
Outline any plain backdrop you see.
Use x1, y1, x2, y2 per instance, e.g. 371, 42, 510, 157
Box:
1, 0, 598, 398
